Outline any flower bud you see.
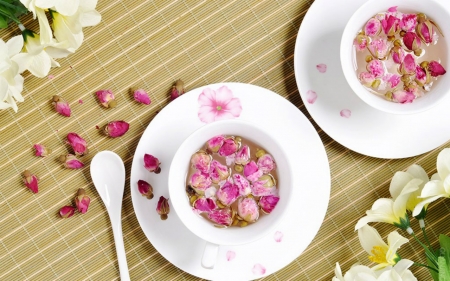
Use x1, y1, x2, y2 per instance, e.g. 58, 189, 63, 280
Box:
67, 132, 88, 156
428, 61, 447, 77
208, 208, 232, 226
104, 120, 130, 138
233, 174, 251, 196
52, 95, 71, 117
131, 88, 151, 105
235, 145, 251, 165
359, 72, 376, 87
364, 18, 381, 37
218, 138, 238, 157
144, 154, 161, 173
190, 150, 211, 173
257, 154, 276, 174
23, 170, 38, 193
415, 65, 429, 86
206, 135, 225, 153
170, 79, 185, 100
399, 54, 416, 75
251, 175, 277, 197
156, 196, 170, 220
366, 59, 384, 78
259, 195, 280, 214
243, 161, 263, 182
216, 180, 240, 206
190, 171, 212, 194
33, 144, 51, 157
390, 46, 405, 64
367, 38, 389, 59
193, 197, 216, 213
354, 34, 368, 51
400, 14, 417, 32
381, 15, 400, 36
237, 197, 259, 223
402, 32, 421, 51
416, 18, 435, 44
383, 73, 401, 88
392, 90, 415, 104
75, 188, 91, 214
209, 160, 229, 183
60, 206, 76, 218
96, 89, 117, 108
59, 154, 84, 169
138, 180, 153, 199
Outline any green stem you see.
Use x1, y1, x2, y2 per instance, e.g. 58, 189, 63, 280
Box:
411, 232, 439, 269
413, 262, 439, 273
421, 227, 431, 249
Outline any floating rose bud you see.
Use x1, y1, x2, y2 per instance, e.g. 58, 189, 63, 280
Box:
23, 170, 38, 193
59, 154, 84, 169
206, 135, 225, 153
257, 154, 275, 174
67, 133, 88, 156
383, 73, 401, 88
403, 32, 421, 51
381, 15, 399, 36
34, 144, 50, 157
52, 95, 71, 117
415, 65, 428, 86
170, 79, 185, 100
251, 174, 277, 197
237, 197, 259, 223
393, 90, 415, 104
193, 197, 217, 213
399, 54, 416, 75
259, 195, 280, 214
190, 150, 211, 173
60, 206, 76, 218
104, 120, 129, 138
144, 154, 161, 173
354, 35, 368, 51
233, 174, 251, 196
131, 88, 151, 105
156, 196, 170, 220
75, 188, 91, 214
366, 59, 384, 78
96, 89, 117, 108
204, 186, 217, 198
218, 138, 238, 157
138, 180, 153, 199
428, 61, 447, 77
390, 46, 405, 64
190, 171, 212, 194
416, 15, 435, 44
400, 14, 417, 32
364, 18, 381, 37
235, 145, 250, 165
359, 72, 376, 87
208, 208, 232, 226
216, 180, 240, 206
209, 160, 229, 183
244, 161, 263, 182
368, 39, 389, 59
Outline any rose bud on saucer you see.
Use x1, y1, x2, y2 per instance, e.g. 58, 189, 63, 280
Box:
59, 154, 84, 169
235, 145, 250, 165
399, 54, 416, 76
67, 133, 88, 156
75, 188, 91, 214
216, 180, 240, 206
23, 170, 38, 193
243, 161, 263, 182
170, 79, 185, 100
193, 197, 217, 213
427, 61, 447, 77
104, 120, 129, 138
33, 144, 51, 157
52, 95, 71, 117
208, 208, 232, 227
257, 154, 275, 174
96, 89, 117, 108
156, 196, 170, 220
209, 160, 229, 183
233, 174, 251, 196
60, 206, 76, 218
218, 138, 238, 157
131, 87, 151, 105
237, 197, 259, 223
259, 195, 280, 214
138, 180, 154, 199
190, 171, 212, 194
144, 154, 161, 174
206, 135, 225, 153
190, 150, 211, 173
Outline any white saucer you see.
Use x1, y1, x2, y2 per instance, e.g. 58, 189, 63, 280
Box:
294, 0, 450, 159
130, 83, 330, 280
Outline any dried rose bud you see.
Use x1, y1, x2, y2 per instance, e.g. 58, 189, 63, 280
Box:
354, 34, 368, 52
390, 46, 405, 64
359, 72, 376, 87
144, 154, 161, 173
218, 138, 238, 157
367, 38, 389, 59
23, 170, 38, 193
366, 59, 384, 78
233, 174, 251, 196
67, 132, 88, 156
131, 88, 151, 105
206, 135, 225, 153
60, 206, 76, 218
383, 73, 401, 88
257, 154, 276, 174
364, 18, 381, 37
156, 196, 170, 220
416, 14, 438, 44
392, 90, 415, 104
59, 154, 84, 169
190, 150, 211, 173
428, 61, 447, 77
209, 160, 229, 183
399, 54, 416, 75
34, 144, 51, 157
170, 79, 185, 100
208, 208, 232, 226
400, 14, 417, 32
52, 95, 71, 117
403, 32, 421, 51
243, 161, 263, 182
237, 197, 259, 223
216, 180, 240, 206
96, 89, 117, 108
190, 171, 212, 194
104, 121, 130, 138
381, 15, 400, 36
137, 180, 153, 199
415, 65, 429, 86
204, 186, 217, 198
75, 188, 90, 214
193, 197, 216, 213
235, 145, 250, 165
259, 195, 280, 214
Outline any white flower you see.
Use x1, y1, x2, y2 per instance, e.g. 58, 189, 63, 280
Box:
375, 259, 417, 281
35, 0, 79, 16
413, 148, 450, 216
12, 31, 73, 78
19, 1, 52, 44
332, 263, 377, 281
358, 225, 409, 270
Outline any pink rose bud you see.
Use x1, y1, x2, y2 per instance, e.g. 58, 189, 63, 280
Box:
137, 180, 153, 199
52, 95, 71, 117
193, 197, 217, 213
237, 197, 259, 223
170, 79, 185, 100
359, 72, 376, 87
251, 175, 277, 197
366, 59, 384, 78
218, 138, 238, 157
23, 170, 38, 193
233, 174, 251, 196
415, 65, 428, 86
131, 88, 151, 105
216, 180, 240, 206
190, 171, 212, 194
96, 89, 117, 108
60, 206, 76, 218
400, 54, 416, 75
144, 154, 161, 173
34, 144, 51, 157
208, 208, 232, 226
368, 38, 389, 60
416, 16, 435, 44
67, 132, 88, 156
364, 18, 381, 37
156, 196, 170, 220
190, 150, 211, 173
104, 120, 130, 138
390, 46, 405, 64
257, 154, 275, 174
244, 161, 263, 182
403, 32, 421, 51
206, 135, 225, 153
59, 154, 84, 169
381, 15, 399, 36
259, 195, 280, 214
354, 35, 368, 52
209, 160, 229, 183
393, 90, 416, 104
235, 145, 251, 165
75, 188, 91, 214
383, 73, 401, 88
400, 14, 417, 32
428, 61, 447, 77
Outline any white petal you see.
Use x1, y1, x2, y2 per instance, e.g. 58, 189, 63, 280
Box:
334, 263, 344, 281
358, 225, 387, 255
80, 10, 101, 27
53, 13, 84, 50
10, 74, 24, 102
444, 175, 450, 194
50, 58, 60, 67
79, 0, 97, 10
36, 8, 53, 44
420, 180, 446, 197
6, 35, 24, 57
386, 231, 408, 262
24, 34, 44, 55
437, 148, 450, 182
431, 173, 441, 181
412, 195, 445, 216
45, 46, 73, 59
27, 51, 51, 78
393, 259, 414, 274
0, 75, 9, 101
389, 172, 413, 199
35, 0, 55, 9
406, 164, 429, 184
5, 93, 18, 112
55, 0, 80, 16
393, 180, 420, 218
11, 53, 31, 74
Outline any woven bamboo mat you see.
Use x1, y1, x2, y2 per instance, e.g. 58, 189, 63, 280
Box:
1, 0, 450, 280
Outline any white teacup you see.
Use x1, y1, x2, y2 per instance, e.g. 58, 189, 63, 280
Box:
168, 119, 293, 269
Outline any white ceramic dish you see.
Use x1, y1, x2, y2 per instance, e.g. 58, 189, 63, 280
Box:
295, 0, 450, 159
130, 83, 330, 280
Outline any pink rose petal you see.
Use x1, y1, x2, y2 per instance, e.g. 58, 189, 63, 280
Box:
316, 64, 327, 73
306, 90, 317, 104
78, 99, 83, 104
387, 6, 397, 13
226, 251, 236, 261
48, 75, 54, 79
252, 264, 266, 275
340, 109, 351, 118
274, 231, 283, 242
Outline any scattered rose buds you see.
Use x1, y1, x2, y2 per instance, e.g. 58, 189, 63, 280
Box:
216, 180, 240, 206
367, 38, 389, 59
243, 161, 263, 182
259, 195, 280, 214
193, 197, 216, 213
208, 208, 232, 226
218, 138, 239, 157
206, 135, 225, 153
59, 154, 84, 169
131, 87, 151, 105
190, 150, 211, 173
233, 174, 251, 196
381, 15, 399, 37
390, 46, 405, 64
23, 170, 38, 193
156, 196, 170, 220
400, 14, 417, 32
190, 171, 212, 194
209, 160, 229, 183
34, 144, 51, 157
403, 32, 421, 51
399, 54, 416, 75
364, 18, 381, 37
257, 154, 276, 174
75, 188, 91, 214
96, 89, 117, 108
52, 95, 71, 117
104, 120, 129, 138
170, 79, 185, 100
428, 61, 447, 77
144, 154, 161, 173
235, 145, 250, 165
60, 206, 76, 218
416, 13, 439, 44
67, 133, 88, 156
137, 180, 154, 199
237, 197, 259, 223
366, 58, 384, 78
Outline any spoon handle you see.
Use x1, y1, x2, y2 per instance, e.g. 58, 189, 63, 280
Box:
112, 218, 130, 281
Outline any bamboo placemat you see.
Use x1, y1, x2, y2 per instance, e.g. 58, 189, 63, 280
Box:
1, 0, 449, 280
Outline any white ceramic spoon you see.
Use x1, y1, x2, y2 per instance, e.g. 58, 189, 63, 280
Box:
90, 151, 130, 281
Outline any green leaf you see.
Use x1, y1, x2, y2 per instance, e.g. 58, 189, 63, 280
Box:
0, 14, 7, 28
440, 234, 450, 267
427, 254, 440, 281
439, 256, 450, 281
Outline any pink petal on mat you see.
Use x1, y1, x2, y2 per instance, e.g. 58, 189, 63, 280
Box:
274, 231, 284, 242
78, 99, 83, 104
226, 251, 236, 261
48, 75, 54, 79
316, 64, 327, 73
306, 90, 317, 104
252, 264, 266, 275
340, 109, 351, 118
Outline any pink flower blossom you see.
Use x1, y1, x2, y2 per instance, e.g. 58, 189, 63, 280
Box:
340, 109, 351, 118
391, 47, 405, 64
133, 89, 151, 105
206, 135, 225, 153
354, 35, 368, 51
252, 264, 266, 275
415, 65, 427, 85
251, 175, 277, 197
387, 6, 397, 13
274, 231, 283, 242
170, 79, 185, 101
400, 14, 417, 32
244, 161, 263, 182
428, 61, 447, 77
33, 144, 50, 157
400, 54, 416, 75
233, 174, 251, 196
208, 208, 232, 226
60, 154, 84, 169
383, 73, 401, 88
75, 188, 90, 214
403, 32, 421, 51
96, 89, 116, 108
257, 154, 275, 174
156, 196, 170, 220
138, 180, 154, 199
259, 195, 280, 214
393, 90, 415, 104
359, 72, 375, 87
226, 251, 236, 261
218, 138, 238, 157
190, 150, 211, 173
305, 90, 317, 104
105, 121, 130, 138
198, 86, 242, 123
67, 132, 88, 156
364, 18, 381, 37
190, 171, 212, 193
381, 15, 399, 36
235, 145, 250, 165
209, 160, 229, 183
216, 180, 240, 206
60, 206, 76, 218
144, 154, 161, 173
52, 95, 71, 117
367, 60, 384, 78
416, 20, 434, 44
238, 197, 259, 222
23, 170, 38, 193
368, 38, 389, 59
316, 63, 327, 73
193, 197, 216, 213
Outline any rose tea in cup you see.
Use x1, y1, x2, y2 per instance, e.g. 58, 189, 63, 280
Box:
354, 7, 447, 103
186, 135, 279, 228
